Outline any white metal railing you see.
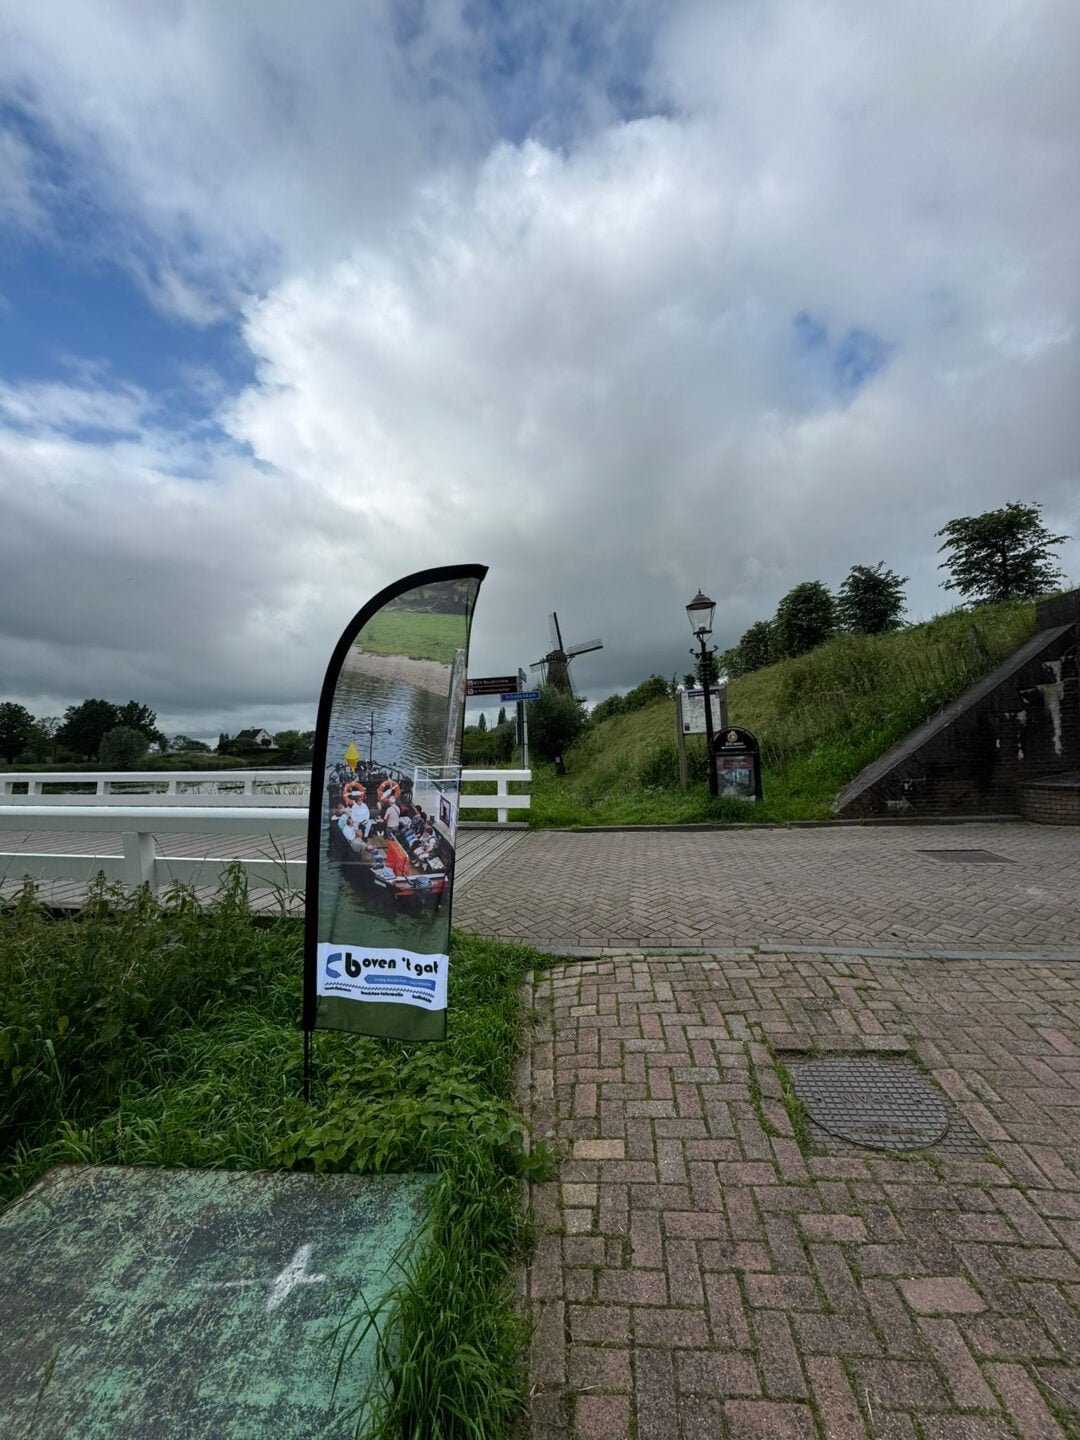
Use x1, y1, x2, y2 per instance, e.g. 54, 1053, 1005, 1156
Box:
0, 805, 307, 894
0, 767, 530, 820
0, 768, 530, 896
457, 768, 531, 826
0, 769, 310, 806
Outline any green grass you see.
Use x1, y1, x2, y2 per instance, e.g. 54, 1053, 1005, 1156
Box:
1, 875, 548, 1438
528, 598, 1039, 826
358, 608, 467, 664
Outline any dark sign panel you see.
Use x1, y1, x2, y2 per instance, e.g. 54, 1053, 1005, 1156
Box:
711, 725, 763, 802
304, 565, 487, 1044
466, 675, 517, 696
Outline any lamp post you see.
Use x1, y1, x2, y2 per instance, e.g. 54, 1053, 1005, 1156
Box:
686, 589, 718, 797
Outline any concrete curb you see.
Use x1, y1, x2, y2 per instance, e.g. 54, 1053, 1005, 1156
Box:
534, 942, 1080, 965
539, 815, 1021, 833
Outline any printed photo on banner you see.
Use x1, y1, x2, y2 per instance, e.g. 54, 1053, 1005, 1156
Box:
307, 569, 485, 1042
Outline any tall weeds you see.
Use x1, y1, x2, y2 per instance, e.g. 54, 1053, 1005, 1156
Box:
1, 881, 547, 1437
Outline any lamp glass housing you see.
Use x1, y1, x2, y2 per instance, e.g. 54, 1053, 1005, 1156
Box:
686, 590, 716, 638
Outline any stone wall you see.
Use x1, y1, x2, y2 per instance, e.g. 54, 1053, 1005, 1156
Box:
835, 594, 1080, 818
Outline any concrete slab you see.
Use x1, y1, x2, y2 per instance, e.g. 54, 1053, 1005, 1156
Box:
0, 1165, 434, 1438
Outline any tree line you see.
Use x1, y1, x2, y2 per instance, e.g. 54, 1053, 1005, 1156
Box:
718, 500, 1068, 679
0, 695, 316, 768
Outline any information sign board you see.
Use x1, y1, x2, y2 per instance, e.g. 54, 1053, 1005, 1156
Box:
711, 725, 763, 802
679, 686, 728, 735
466, 675, 517, 696
500, 691, 539, 703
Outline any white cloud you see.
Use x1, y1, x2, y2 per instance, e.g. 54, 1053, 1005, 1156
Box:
0, 0, 1077, 732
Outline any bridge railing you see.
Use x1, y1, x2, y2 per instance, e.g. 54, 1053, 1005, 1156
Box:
0, 770, 311, 804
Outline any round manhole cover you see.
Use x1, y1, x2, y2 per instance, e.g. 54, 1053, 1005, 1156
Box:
792, 1057, 949, 1151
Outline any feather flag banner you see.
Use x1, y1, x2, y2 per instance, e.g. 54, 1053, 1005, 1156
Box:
303, 565, 486, 1044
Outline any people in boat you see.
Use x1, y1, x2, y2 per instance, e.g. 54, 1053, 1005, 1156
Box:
348, 795, 372, 837
383, 795, 402, 838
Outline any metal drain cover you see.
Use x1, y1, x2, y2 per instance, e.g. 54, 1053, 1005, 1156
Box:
791, 1057, 949, 1151
917, 849, 1012, 863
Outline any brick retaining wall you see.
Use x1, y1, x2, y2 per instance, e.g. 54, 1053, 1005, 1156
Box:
1019, 773, 1080, 825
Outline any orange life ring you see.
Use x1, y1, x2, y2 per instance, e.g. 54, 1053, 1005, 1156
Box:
377, 780, 400, 805
342, 781, 366, 804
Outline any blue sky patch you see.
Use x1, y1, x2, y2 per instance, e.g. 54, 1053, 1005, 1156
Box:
790, 310, 894, 402
0, 241, 254, 435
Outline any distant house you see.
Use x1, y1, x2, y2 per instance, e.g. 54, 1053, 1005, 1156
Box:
233, 728, 274, 750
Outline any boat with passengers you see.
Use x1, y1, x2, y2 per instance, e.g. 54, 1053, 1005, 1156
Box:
325, 759, 453, 909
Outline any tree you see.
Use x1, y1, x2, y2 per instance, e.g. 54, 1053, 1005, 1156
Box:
497, 707, 507, 727
57, 699, 120, 759
116, 701, 167, 750
477, 712, 487, 733
936, 501, 1069, 603
529, 685, 586, 767
98, 726, 149, 769
836, 563, 909, 634
0, 702, 35, 763
171, 735, 211, 753
491, 719, 517, 763
737, 620, 773, 673
684, 652, 721, 687
217, 733, 233, 755
772, 582, 836, 658
25, 716, 61, 763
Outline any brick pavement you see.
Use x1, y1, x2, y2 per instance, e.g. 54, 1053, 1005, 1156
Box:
523, 951, 1080, 1439
457, 824, 1080, 953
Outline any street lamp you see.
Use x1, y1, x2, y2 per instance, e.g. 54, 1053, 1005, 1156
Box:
686, 590, 719, 796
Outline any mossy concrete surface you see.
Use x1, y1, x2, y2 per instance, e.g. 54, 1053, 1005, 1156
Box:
0, 1165, 434, 1438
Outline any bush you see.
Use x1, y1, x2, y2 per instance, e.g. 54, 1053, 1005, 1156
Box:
98, 725, 149, 769
529, 686, 586, 763
638, 742, 681, 789
773, 581, 836, 658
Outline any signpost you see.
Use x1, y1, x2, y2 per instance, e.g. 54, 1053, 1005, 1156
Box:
674, 684, 729, 790
516, 667, 530, 767
467, 672, 537, 765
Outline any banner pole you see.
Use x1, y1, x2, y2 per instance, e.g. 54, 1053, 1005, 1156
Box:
303, 1028, 312, 1103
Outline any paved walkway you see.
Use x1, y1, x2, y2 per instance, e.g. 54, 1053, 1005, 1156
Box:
457, 824, 1080, 954
525, 950, 1080, 1440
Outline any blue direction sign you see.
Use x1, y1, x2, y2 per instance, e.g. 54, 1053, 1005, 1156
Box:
500, 690, 539, 703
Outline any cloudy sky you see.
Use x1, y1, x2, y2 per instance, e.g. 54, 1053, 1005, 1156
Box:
1, 0, 1077, 739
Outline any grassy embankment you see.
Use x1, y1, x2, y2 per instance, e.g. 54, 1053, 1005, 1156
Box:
359, 608, 466, 665
1, 876, 548, 1438
526, 598, 1038, 826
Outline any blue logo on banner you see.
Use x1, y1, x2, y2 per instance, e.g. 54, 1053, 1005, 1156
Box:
325, 952, 343, 979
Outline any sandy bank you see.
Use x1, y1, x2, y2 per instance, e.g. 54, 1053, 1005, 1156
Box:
346, 646, 452, 696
